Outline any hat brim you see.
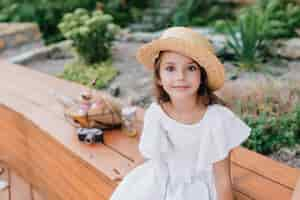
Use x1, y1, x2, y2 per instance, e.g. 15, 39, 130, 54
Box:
136, 37, 225, 91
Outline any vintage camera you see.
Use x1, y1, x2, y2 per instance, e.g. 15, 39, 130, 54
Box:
77, 128, 103, 144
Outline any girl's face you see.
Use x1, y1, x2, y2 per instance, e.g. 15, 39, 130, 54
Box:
157, 51, 201, 101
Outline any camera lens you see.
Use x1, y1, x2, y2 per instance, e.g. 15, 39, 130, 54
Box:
78, 134, 86, 142
86, 138, 92, 143
85, 134, 94, 144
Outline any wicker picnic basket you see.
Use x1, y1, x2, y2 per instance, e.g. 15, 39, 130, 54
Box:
64, 92, 123, 130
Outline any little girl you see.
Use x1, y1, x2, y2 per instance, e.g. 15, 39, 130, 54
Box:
110, 27, 251, 200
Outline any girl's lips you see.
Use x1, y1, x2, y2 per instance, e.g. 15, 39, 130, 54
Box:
172, 86, 190, 89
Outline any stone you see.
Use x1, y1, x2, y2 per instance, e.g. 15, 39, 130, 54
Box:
272, 38, 300, 59
109, 84, 121, 97
8, 40, 72, 64
13, 33, 29, 46
131, 94, 152, 108
125, 31, 161, 43
137, 77, 151, 87
295, 144, 300, 156
287, 158, 300, 168
274, 147, 296, 162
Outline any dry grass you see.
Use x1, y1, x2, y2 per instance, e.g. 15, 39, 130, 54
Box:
217, 77, 300, 117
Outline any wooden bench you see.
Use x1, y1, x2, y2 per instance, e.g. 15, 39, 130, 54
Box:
0, 163, 47, 200
0, 60, 300, 199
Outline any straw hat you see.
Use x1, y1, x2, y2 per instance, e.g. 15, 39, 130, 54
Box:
136, 27, 225, 91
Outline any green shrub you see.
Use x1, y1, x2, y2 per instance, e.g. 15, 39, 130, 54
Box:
221, 0, 300, 70
58, 8, 120, 64
225, 8, 266, 71
242, 104, 300, 155
171, 0, 237, 27
240, 0, 300, 39
0, 0, 98, 44
99, 0, 150, 27
59, 60, 118, 89
0, 1, 19, 22
220, 79, 300, 154
213, 19, 236, 34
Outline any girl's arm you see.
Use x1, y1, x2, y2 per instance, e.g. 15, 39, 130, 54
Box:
213, 151, 234, 200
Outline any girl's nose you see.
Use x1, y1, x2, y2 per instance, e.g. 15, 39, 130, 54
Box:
176, 70, 185, 80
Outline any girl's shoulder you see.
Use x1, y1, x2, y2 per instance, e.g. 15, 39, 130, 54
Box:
208, 104, 237, 120
144, 102, 162, 118
146, 102, 159, 113
209, 104, 251, 136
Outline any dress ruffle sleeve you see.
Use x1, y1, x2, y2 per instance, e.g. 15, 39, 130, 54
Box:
138, 103, 173, 160
197, 105, 251, 170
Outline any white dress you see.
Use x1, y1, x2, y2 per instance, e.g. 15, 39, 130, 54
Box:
110, 102, 251, 200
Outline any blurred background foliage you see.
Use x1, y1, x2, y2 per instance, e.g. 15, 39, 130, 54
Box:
99, 0, 150, 27
170, 0, 238, 27
0, 0, 150, 44
1, 0, 299, 44
58, 8, 120, 64
0, 0, 98, 44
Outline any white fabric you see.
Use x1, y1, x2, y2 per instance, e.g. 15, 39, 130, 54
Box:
110, 102, 251, 200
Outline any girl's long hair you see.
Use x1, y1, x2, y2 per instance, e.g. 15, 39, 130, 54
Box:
152, 51, 227, 107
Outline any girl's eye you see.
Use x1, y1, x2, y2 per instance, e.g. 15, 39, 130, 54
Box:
188, 65, 198, 71
165, 66, 175, 72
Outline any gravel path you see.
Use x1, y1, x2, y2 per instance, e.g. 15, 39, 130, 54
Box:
109, 41, 153, 106
25, 58, 72, 75
19, 41, 154, 106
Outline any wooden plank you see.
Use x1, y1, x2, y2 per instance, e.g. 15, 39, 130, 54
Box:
104, 107, 149, 168
0, 124, 31, 187
231, 147, 300, 190
9, 171, 32, 200
233, 191, 252, 200
27, 128, 108, 200
24, 113, 133, 191
231, 163, 293, 199
32, 187, 47, 200
104, 130, 144, 165
0, 164, 9, 200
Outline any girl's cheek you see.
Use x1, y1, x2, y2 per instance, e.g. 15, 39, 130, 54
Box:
160, 71, 170, 79
188, 71, 201, 78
